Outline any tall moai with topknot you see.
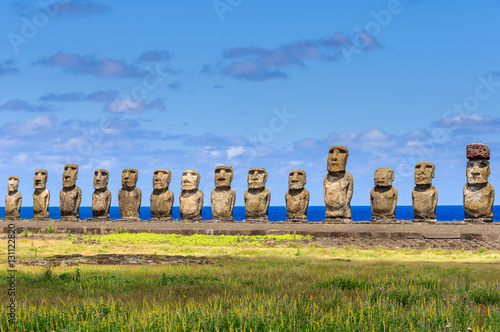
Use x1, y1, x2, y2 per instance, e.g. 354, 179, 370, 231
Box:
463, 143, 494, 222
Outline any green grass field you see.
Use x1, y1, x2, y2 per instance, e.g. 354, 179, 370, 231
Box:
2, 232, 500, 331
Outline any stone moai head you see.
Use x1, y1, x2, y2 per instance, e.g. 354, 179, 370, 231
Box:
414, 162, 435, 185
466, 160, 490, 185
122, 168, 138, 189
248, 167, 267, 189
214, 166, 234, 188
374, 167, 394, 187
62, 164, 78, 187
8, 176, 19, 192
181, 170, 200, 191
153, 169, 171, 190
34, 169, 48, 189
288, 169, 306, 190
94, 169, 109, 190
327, 146, 349, 172
466, 143, 491, 185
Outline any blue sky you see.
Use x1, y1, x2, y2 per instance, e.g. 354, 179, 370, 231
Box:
1, 0, 500, 207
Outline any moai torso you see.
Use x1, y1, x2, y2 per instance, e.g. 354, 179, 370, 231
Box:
119, 168, 141, 219
60, 186, 82, 218
211, 188, 236, 220
93, 190, 112, 218
412, 162, 438, 220
370, 168, 397, 220
60, 164, 81, 219
463, 183, 494, 219
5, 192, 22, 218
180, 170, 203, 220
151, 190, 174, 219
324, 146, 353, 219
33, 170, 49, 218
244, 188, 271, 219
245, 168, 270, 220
150, 169, 174, 219
33, 189, 50, 218
180, 190, 204, 220
286, 189, 309, 220
463, 144, 495, 221
5, 176, 22, 218
412, 186, 438, 219
371, 187, 398, 218
324, 172, 353, 219
286, 169, 309, 220
118, 187, 141, 218
211, 166, 235, 220
92, 169, 111, 219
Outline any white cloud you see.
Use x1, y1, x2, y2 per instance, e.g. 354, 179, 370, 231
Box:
105, 98, 146, 113
5, 115, 55, 136
227, 146, 245, 160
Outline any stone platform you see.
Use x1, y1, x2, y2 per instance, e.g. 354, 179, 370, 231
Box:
2, 219, 500, 250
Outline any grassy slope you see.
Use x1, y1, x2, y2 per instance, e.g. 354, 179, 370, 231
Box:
0, 233, 500, 331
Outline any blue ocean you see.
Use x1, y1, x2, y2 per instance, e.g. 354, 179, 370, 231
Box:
4, 206, 500, 222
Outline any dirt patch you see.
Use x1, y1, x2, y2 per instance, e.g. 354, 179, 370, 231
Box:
17, 254, 213, 267
72, 239, 101, 244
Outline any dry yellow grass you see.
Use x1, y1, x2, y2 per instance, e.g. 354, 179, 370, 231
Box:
1, 233, 499, 263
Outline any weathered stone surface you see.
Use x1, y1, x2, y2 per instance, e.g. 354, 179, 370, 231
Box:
180, 170, 203, 220
5, 176, 21, 218
327, 145, 348, 173
244, 167, 270, 220
324, 146, 353, 220
370, 167, 397, 220
150, 169, 174, 220
463, 144, 494, 220
33, 169, 50, 218
423, 233, 460, 239
286, 169, 309, 220
92, 169, 111, 219
118, 168, 141, 219
467, 143, 490, 160
60, 164, 81, 219
211, 166, 235, 221
461, 233, 483, 241
412, 162, 438, 220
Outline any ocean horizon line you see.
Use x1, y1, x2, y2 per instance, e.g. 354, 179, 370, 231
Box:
2, 206, 499, 222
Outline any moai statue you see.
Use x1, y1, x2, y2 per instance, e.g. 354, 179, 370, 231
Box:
370, 167, 398, 220
33, 170, 50, 218
244, 168, 271, 221
463, 143, 495, 222
324, 146, 353, 221
179, 170, 203, 220
92, 169, 111, 219
412, 162, 438, 221
60, 163, 82, 219
211, 166, 235, 221
286, 170, 309, 221
5, 176, 22, 218
118, 168, 141, 219
150, 169, 174, 220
